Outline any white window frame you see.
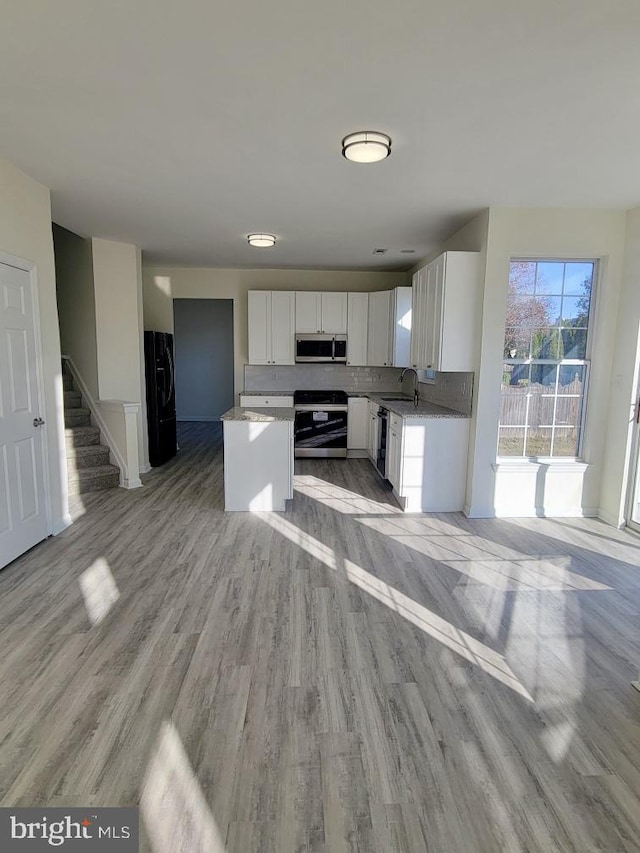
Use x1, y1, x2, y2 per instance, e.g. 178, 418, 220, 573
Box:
498, 257, 598, 462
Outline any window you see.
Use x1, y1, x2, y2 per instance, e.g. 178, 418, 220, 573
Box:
498, 259, 595, 459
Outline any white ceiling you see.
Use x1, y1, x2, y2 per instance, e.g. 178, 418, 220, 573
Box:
1, 0, 639, 271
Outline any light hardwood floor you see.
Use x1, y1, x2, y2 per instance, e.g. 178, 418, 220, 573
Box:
1, 422, 640, 852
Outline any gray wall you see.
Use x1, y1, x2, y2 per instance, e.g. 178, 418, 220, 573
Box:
173, 299, 234, 421
53, 224, 99, 398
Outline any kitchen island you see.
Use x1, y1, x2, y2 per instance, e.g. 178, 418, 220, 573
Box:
220, 406, 294, 511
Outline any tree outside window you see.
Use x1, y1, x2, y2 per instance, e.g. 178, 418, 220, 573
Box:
499, 260, 594, 458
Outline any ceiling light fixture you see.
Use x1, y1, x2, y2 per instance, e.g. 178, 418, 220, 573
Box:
247, 233, 276, 248
342, 131, 392, 163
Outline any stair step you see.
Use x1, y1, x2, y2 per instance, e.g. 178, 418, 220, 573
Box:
67, 464, 120, 496
67, 444, 110, 471
64, 408, 91, 427
64, 390, 82, 409
62, 373, 74, 391
65, 425, 101, 448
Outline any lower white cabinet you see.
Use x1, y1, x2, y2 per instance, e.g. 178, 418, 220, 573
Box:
367, 401, 379, 461
347, 397, 368, 449
388, 415, 470, 511
223, 419, 294, 511
387, 416, 402, 490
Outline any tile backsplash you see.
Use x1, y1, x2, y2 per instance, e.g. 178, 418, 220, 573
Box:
244, 364, 405, 393
401, 371, 474, 416
244, 364, 474, 415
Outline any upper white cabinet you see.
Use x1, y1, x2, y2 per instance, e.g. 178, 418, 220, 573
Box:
321, 292, 348, 333
295, 291, 347, 333
248, 290, 295, 365
392, 286, 412, 368
366, 287, 412, 368
367, 290, 393, 366
295, 292, 321, 332
410, 251, 479, 371
347, 292, 368, 366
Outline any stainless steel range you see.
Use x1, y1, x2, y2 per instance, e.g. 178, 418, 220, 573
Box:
293, 390, 349, 458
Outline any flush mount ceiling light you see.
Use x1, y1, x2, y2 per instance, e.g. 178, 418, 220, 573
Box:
342, 131, 392, 163
247, 233, 276, 248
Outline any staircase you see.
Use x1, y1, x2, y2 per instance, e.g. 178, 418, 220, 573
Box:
63, 362, 120, 495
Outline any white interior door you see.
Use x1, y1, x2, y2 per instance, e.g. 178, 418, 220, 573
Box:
0, 262, 48, 569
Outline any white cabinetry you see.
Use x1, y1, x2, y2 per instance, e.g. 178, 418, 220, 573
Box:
248, 291, 295, 365
347, 292, 368, 366
295, 292, 321, 332
367, 290, 392, 366
223, 419, 294, 511
347, 397, 368, 450
410, 251, 479, 371
239, 395, 294, 408
392, 286, 412, 368
321, 292, 348, 333
387, 414, 470, 511
367, 401, 379, 461
387, 412, 403, 490
295, 291, 347, 333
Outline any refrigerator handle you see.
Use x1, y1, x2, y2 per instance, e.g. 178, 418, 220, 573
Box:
166, 346, 175, 403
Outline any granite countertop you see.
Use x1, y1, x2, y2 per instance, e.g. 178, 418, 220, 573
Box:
367, 394, 468, 418
237, 391, 468, 419
221, 406, 295, 422
239, 391, 294, 397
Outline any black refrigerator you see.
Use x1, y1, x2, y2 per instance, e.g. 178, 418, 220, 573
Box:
144, 331, 177, 466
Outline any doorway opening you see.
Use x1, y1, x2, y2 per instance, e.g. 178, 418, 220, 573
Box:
172, 299, 234, 450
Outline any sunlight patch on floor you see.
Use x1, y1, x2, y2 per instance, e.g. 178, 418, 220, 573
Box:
261, 512, 533, 701
141, 721, 226, 853
294, 474, 400, 515
356, 517, 611, 592
79, 558, 120, 625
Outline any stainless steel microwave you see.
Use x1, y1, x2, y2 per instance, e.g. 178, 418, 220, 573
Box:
295, 334, 347, 363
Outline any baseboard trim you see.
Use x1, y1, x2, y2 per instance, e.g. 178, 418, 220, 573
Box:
598, 509, 625, 528
139, 463, 152, 474
121, 477, 143, 490
51, 513, 73, 535
347, 449, 368, 458
464, 504, 496, 518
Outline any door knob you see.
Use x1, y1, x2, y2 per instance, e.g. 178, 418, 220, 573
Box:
33, 417, 45, 427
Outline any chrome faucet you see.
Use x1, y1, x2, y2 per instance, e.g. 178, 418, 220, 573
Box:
399, 367, 420, 407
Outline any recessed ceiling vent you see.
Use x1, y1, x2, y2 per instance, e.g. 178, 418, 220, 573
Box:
373, 248, 388, 255
400, 249, 416, 254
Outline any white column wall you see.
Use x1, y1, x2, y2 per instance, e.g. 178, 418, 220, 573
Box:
92, 238, 148, 469
599, 208, 640, 526
467, 209, 627, 517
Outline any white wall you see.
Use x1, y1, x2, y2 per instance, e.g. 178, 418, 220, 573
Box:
173, 299, 234, 421
468, 208, 626, 517
53, 225, 99, 398
0, 156, 68, 533
142, 267, 409, 400
599, 207, 640, 526
92, 238, 148, 469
